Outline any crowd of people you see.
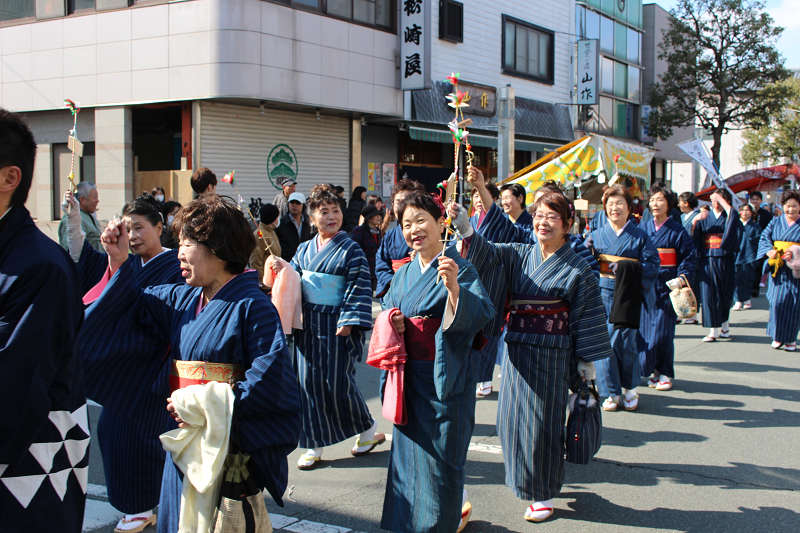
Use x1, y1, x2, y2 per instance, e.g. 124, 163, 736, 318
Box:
3, 104, 800, 533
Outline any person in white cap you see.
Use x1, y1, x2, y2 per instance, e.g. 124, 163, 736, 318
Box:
274, 178, 297, 218
276, 191, 312, 262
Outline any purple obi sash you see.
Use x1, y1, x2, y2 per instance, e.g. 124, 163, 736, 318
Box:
507, 294, 570, 336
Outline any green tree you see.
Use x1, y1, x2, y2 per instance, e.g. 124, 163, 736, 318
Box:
740, 77, 800, 166
643, 0, 791, 169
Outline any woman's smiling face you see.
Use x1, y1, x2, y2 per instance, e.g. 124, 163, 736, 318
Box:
401, 206, 443, 255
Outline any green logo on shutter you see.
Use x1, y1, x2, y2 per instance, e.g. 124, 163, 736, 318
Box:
267, 144, 299, 189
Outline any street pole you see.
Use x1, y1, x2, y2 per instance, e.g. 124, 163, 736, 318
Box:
497, 85, 515, 181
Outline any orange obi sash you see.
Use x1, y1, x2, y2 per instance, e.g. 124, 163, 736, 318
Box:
657, 248, 677, 268
597, 254, 639, 279
703, 234, 723, 249
169, 359, 245, 393
391, 257, 413, 272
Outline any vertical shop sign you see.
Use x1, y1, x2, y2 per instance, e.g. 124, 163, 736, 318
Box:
577, 39, 598, 105
400, 0, 431, 90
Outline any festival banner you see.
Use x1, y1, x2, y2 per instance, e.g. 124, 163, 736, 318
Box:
676, 138, 740, 206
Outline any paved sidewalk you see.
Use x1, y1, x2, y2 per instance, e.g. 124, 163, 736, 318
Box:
83, 295, 800, 532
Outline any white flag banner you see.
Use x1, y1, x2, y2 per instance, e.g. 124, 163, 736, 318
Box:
677, 138, 740, 207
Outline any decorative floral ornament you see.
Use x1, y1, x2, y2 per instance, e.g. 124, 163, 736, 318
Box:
448, 119, 469, 144
64, 99, 80, 116
446, 90, 470, 109
613, 155, 621, 163
222, 171, 235, 186
445, 72, 460, 86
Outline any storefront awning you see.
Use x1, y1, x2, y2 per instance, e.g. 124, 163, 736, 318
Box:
409, 126, 563, 153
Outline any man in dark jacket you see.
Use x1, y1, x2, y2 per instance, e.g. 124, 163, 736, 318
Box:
0, 108, 88, 533
276, 191, 312, 262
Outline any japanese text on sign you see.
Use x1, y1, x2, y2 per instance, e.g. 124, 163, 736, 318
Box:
577, 39, 598, 105
400, 0, 430, 90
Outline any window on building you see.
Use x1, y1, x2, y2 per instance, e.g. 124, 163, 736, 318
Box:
602, 57, 614, 94
439, 0, 464, 43
0, 0, 34, 21
628, 66, 640, 102
600, 15, 614, 55
502, 16, 554, 84
627, 28, 640, 65
96, 0, 130, 10
614, 21, 627, 61
71, 0, 96, 11
319, 0, 392, 29
36, 0, 66, 19
586, 8, 600, 40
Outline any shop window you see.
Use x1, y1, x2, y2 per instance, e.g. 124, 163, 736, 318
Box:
36, 0, 66, 19
1, 0, 34, 21
600, 15, 614, 55
439, 0, 463, 43
502, 15, 554, 84
399, 134, 445, 167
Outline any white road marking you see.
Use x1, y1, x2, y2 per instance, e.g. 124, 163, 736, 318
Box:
82, 499, 123, 532
271, 513, 300, 529
283, 519, 352, 533
87, 483, 108, 499
386, 433, 503, 454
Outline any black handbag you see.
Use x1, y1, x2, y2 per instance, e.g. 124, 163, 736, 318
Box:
565, 380, 603, 465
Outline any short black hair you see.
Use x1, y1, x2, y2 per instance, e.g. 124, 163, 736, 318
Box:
648, 183, 675, 211
0, 108, 36, 208
750, 191, 763, 200
780, 190, 800, 207
396, 191, 443, 224
500, 183, 527, 207
679, 191, 698, 209
123, 192, 164, 228
714, 188, 732, 205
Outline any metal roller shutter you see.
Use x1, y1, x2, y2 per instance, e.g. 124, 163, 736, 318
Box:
199, 102, 351, 202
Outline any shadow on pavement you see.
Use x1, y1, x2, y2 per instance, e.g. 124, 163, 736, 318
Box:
558, 491, 800, 532
601, 427, 708, 448
664, 379, 800, 403
681, 360, 800, 374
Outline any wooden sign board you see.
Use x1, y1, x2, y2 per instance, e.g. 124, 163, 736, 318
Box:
68, 136, 84, 157
458, 81, 497, 116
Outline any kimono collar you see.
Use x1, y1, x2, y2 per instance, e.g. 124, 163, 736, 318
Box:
316, 230, 345, 251
785, 215, 797, 228
196, 270, 253, 315
0, 206, 10, 223
653, 216, 669, 232
417, 250, 443, 274
141, 247, 173, 268
614, 220, 631, 236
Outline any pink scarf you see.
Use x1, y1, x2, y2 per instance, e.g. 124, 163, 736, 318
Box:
263, 258, 303, 334
367, 308, 407, 425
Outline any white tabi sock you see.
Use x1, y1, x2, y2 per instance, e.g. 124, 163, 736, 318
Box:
624, 388, 638, 400
306, 447, 323, 458
359, 419, 377, 443
722, 321, 729, 330
462, 489, 468, 507
710, 327, 720, 338
660, 375, 671, 383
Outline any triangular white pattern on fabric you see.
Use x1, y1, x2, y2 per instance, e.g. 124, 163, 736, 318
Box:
49, 468, 71, 501
0, 465, 7, 477
48, 411, 77, 439
72, 466, 89, 494
28, 441, 63, 473
1, 474, 46, 508
64, 439, 90, 467
71, 404, 90, 436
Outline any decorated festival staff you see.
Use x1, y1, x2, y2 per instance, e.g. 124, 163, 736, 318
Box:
375, 178, 427, 296
638, 184, 695, 393
379, 191, 495, 533
64, 192, 184, 531
267, 184, 382, 470
590, 185, 659, 412
449, 190, 611, 524
80, 195, 302, 532
690, 189, 741, 342
733, 203, 762, 311
757, 190, 800, 351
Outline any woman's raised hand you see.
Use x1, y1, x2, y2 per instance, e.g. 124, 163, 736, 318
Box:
266, 254, 283, 274
101, 218, 129, 272
166, 398, 190, 428
437, 256, 460, 298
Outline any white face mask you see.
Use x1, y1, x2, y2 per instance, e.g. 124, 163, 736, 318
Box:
633, 199, 639, 205
272, 217, 280, 229
167, 215, 175, 226
155, 195, 165, 202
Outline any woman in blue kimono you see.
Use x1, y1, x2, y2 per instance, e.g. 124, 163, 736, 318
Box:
638, 184, 695, 392
380, 191, 494, 533
733, 203, 762, 310
499, 182, 533, 230
757, 190, 800, 351
269, 184, 383, 470
375, 179, 427, 297
591, 185, 660, 412
690, 189, 741, 342
80, 195, 302, 533
63, 191, 184, 531
451, 184, 611, 524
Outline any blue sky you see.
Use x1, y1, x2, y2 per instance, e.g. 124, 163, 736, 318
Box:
650, 0, 799, 68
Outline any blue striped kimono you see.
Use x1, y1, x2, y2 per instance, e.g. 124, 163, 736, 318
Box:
78, 245, 184, 514
81, 264, 302, 533
290, 232, 375, 448
693, 209, 741, 328
375, 226, 413, 297
682, 209, 701, 234
757, 216, 800, 343
464, 228, 611, 503
504, 208, 533, 230
380, 245, 494, 533
638, 218, 695, 380
590, 209, 608, 232
735, 220, 762, 303
592, 221, 660, 398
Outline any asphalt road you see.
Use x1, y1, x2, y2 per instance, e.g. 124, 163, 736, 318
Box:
83, 295, 800, 532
